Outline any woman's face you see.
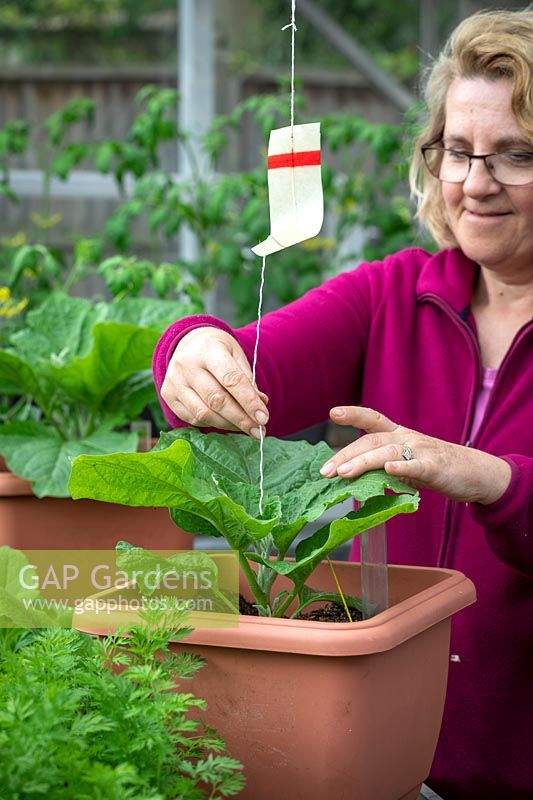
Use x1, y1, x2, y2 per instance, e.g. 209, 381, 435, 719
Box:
442, 77, 533, 277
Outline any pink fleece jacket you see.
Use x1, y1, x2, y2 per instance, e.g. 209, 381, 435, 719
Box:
153, 248, 533, 800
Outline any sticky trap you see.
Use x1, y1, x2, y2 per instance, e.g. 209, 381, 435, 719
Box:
252, 122, 324, 257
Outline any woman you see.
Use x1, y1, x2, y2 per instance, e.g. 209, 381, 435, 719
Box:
153, 9, 532, 800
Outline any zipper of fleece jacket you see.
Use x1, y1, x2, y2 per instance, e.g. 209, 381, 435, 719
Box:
420, 293, 532, 566
418, 293, 481, 567
447, 320, 533, 566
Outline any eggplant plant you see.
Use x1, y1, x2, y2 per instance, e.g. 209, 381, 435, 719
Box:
0, 292, 201, 496
69, 427, 419, 617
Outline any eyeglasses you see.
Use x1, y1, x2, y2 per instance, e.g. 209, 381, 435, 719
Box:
421, 144, 533, 186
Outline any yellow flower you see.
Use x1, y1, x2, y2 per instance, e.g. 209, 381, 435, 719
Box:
0, 288, 28, 318
30, 212, 62, 230
0, 231, 26, 248
300, 237, 335, 252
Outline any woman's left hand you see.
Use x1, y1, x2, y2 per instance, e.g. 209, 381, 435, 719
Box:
320, 405, 512, 505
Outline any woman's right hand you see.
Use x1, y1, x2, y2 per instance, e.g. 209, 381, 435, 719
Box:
160, 327, 269, 439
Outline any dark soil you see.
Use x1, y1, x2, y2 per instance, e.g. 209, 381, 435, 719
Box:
299, 602, 363, 623
239, 595, 362, 623
239, 595, 260, 616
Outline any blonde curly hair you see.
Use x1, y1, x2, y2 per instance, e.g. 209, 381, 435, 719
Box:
410, 8, 533, 247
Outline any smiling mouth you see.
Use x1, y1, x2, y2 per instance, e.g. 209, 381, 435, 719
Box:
464, 209, 510, 217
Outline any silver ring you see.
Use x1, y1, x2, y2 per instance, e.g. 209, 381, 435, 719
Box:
402, 445, 414, 461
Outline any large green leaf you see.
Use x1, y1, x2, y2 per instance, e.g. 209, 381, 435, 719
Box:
70, 437, 191, 505
0, 351, 47, 406
99, 370, 158, 427
6, 294, 184, 412
8, 294, 188, 369
0, 546, 71, 628
47, 322, 159, 409
70, 429, 418, 553
0, 420, 137, 497
9, 293, 105, 365
0, 546, 38, 604
69, 438, 282, 550
102, 297, 198, 330
0, 292, 198, 496
156, 428, 417, 556
169, 507, 223, 539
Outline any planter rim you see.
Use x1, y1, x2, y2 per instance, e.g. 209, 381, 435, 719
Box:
77, 563, 476, 657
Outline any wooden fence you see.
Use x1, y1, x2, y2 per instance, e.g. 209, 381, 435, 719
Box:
0, 63, 403, 250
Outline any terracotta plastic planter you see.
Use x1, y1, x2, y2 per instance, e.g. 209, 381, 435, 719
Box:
79, 560, 475, 800
0, 456, 193, 551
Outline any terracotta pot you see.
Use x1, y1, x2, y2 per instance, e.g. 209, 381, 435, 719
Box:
0, 455, 193, 551
79, 560, 475, 800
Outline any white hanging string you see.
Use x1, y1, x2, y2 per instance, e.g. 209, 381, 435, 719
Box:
253, 2, 298, 518
251, 256, 267, 515
282, 0, 298, 213
282, 0, 297, 131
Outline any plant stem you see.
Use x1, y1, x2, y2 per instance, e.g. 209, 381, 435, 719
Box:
63, 259, 87, 294
81, 408, 97, 439
238, 553, 269, 611
274, 586, 299, 618
4, 396, 26, 421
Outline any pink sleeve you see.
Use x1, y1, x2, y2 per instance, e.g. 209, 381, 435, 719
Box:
152, 267, 375, 435
469, 454, 533, 579
152, 314, 236, 427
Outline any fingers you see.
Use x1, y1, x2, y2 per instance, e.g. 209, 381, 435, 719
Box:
202, 342, 269, 427
321, 441, 407, 478
162, 329, 270, 436
384, 457, 426, 483
319, 407, 510, 505
320, 432, 401, 476
164, 378, 246, 433
330, 405, 398, 433
163, 369, 265, 438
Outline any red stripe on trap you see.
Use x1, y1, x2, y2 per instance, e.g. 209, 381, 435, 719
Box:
267, 149, 321, 169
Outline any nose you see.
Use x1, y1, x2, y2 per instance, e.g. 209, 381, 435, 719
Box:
462, 157, 501, 197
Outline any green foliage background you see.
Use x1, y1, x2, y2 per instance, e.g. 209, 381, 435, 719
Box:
0, 0, 454, 77
1, 85, 433, 328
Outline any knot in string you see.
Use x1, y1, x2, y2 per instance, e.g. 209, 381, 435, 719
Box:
282, 0, 297, 33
